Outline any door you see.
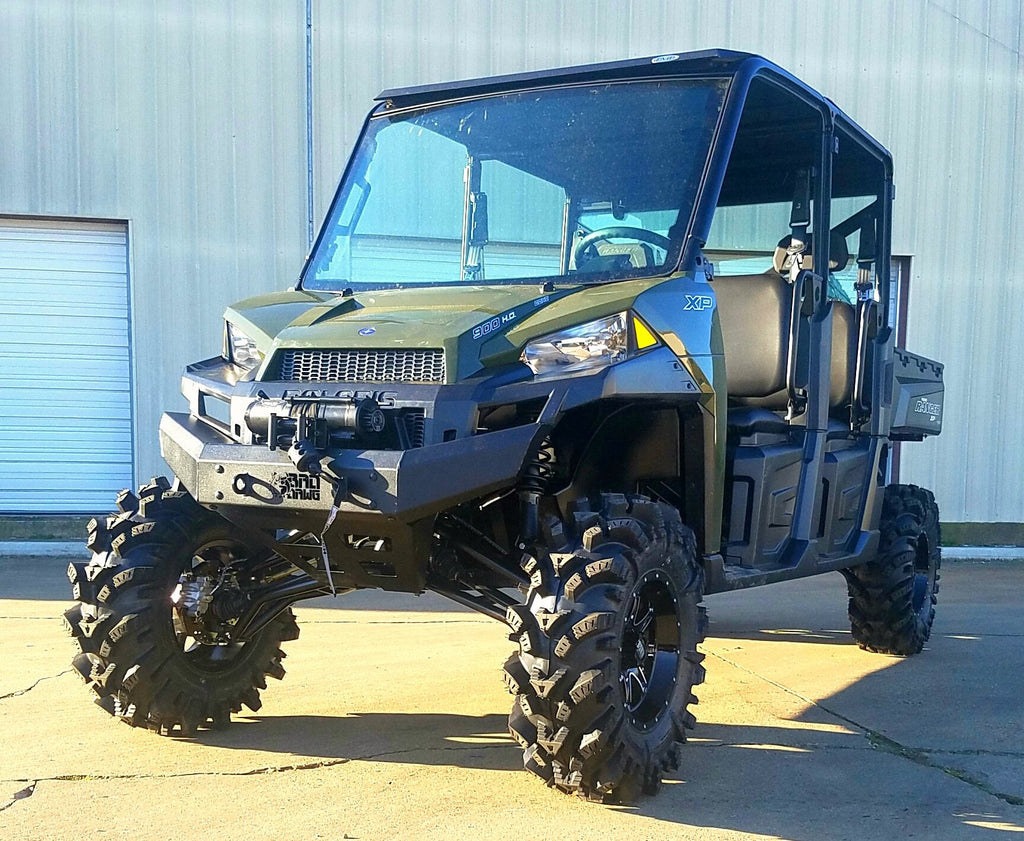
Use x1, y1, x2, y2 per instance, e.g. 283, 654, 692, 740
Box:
0, 217, 132, 513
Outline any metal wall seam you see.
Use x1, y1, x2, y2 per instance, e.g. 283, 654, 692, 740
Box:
306, 0, 315, 248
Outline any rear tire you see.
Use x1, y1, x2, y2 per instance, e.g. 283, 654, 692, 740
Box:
504, 493, 706, 802
64, 478, 299, 735
843, 484, 940, 655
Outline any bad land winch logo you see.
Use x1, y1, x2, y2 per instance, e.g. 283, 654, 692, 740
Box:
272, 472, 321, 501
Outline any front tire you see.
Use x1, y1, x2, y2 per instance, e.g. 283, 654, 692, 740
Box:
843, 484, 941, 655
64, 478, 299, 735
504, 493, 706, 802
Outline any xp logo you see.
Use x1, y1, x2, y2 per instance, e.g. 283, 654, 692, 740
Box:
358, 327, 376, 336
684, 295, 714, 312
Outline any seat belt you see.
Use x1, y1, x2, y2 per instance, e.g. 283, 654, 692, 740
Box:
787, 169, 812, 284
852, 215, 879, 421
785, 169, 814, 420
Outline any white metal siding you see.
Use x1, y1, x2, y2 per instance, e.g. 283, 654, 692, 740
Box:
312, 0, 1024, 524
0, 0, 309, 493
0, 218, 132, 512
0, 1, 1020, 523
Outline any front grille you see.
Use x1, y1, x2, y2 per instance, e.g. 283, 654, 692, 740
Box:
276, 349, 446, 384
403, 410, 426, 448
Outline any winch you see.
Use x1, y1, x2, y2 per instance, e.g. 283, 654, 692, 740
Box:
244, 394, 386, 451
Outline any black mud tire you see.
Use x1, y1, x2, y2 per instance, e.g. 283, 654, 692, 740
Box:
844, 484, 940, 656
504, 493, 706, 803
64, 478, 299, 735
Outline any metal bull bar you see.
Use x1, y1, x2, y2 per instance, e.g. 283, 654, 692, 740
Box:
243, 394, 392, 596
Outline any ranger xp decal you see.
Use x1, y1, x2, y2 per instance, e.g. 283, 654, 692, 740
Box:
913, 396, 943, 423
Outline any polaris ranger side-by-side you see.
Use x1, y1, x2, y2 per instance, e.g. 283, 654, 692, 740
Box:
67, 50, 944, 802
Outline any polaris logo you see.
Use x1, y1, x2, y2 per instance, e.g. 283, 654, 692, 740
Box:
684, 295, 714, 311
281, 389, 397, 407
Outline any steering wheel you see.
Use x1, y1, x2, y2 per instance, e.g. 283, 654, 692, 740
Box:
573, 226, 672, 265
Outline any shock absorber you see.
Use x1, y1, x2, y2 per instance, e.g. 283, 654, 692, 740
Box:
518, 435, 555, 542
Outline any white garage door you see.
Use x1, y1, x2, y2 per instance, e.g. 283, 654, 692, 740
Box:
0, 218, 132, 513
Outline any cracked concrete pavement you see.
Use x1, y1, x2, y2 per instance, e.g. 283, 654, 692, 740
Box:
1, 552, 1022, 840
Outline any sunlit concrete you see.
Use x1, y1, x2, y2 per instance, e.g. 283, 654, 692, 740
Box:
2, 555, 1022, 840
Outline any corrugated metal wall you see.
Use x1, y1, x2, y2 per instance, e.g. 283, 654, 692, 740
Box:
1, 0, 1020, 522
0, 0, 310, 496
314, 0, 1023, 524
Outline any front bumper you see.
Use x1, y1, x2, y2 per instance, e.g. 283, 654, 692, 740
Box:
160, 411, 542, 523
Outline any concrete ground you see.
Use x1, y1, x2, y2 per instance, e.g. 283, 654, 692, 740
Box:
1, 553, 1022, 841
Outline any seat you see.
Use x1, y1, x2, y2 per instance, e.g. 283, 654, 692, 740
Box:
829, 299, 856, 407
772, 230, 850, 277
714, 269, 792, 404
726, 405, 791, 437
715, 230, 857, 410
779, 232, 857, 408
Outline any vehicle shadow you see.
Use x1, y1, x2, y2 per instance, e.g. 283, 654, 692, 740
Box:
195, 678, 1024, 840
200, 710, 522, 772
193, 597, 1024, 841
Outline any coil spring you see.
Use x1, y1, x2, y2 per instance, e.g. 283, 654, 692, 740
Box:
520, 437, 555, 494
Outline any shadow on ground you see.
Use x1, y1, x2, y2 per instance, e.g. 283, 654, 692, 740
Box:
189, 629, 1024, 841
190, 705, 1024, 840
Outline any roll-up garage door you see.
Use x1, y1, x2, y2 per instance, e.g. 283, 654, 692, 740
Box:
0, 218, 132, 513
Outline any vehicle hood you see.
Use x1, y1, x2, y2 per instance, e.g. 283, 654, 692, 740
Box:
226, 281, 662, 381
227, 286, 549, 349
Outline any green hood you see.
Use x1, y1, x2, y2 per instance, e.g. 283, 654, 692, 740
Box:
226, 280, 663, 381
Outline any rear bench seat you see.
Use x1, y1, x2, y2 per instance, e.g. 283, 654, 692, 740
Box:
713, 239, 857, 416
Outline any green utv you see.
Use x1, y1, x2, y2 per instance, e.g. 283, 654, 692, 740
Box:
67, 50, 944, 801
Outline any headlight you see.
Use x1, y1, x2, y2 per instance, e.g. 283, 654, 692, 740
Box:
521, 312, 632, 377
224, 322, 264, 372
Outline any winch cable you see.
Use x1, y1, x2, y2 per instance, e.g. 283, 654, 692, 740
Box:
318, 474, 346, 597
257, 393, 386, 596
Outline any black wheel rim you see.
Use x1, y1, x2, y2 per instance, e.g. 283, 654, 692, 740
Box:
619, 570, 681, 729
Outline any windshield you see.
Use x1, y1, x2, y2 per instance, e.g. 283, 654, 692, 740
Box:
303, 78, 728, 291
